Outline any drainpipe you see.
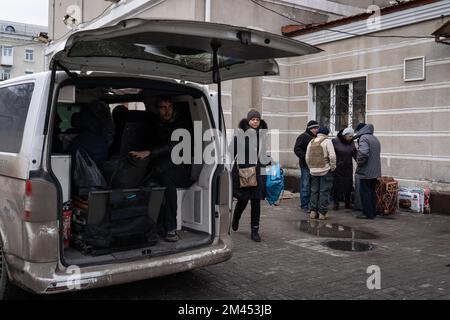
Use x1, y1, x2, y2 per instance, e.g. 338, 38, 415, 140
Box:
81, 0, 84, 23
205, 0, 211, 22
51, 0, 57, 41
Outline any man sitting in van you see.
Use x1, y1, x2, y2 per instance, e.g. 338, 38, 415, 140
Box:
130, 95, 193, 242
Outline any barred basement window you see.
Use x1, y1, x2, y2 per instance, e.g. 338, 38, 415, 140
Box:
314, 78, 366, 134
0, 69, 11, 81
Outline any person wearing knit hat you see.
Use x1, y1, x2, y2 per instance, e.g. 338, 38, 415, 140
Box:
247, 109, 261, 122
246, 109, 262, 130
231, 110, 268, 242
305, 125, 336, 220
332, 128, 357, 211
307, 120, 319, 130
294, 120, 320, 213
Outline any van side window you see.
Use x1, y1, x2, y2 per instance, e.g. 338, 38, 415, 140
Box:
0, 83, 34, 153
56, 103, 81, 152
58, 103, 81, 132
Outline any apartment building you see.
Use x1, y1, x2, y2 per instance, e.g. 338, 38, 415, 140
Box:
0, 20, 48, 80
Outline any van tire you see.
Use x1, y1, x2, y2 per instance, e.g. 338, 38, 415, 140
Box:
0, 237, 24, 300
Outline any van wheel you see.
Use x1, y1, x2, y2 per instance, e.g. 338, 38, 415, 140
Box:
0, 238, 24, 300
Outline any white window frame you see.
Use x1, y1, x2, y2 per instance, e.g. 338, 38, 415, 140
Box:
403, 56, 426, 82
309, 75, 367, 136
25, 49, 34, 62
0, 70, 11, 81
2, 46, 13, 57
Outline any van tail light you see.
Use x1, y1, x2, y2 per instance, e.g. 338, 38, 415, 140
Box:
21, 178, 57, 222
24, 179, 32, 220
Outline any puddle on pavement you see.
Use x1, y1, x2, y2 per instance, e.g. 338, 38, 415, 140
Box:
321, 240, 374, 252
298, 220, 378, 240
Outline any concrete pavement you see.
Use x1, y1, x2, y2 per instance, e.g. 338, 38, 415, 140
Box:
36, 197, 450, 300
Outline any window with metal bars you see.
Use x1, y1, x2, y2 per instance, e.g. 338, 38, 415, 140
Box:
314, 78, 366, 134
0, 69, 11, 81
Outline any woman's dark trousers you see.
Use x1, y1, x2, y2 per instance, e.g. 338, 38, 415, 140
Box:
233, 199, 261, 229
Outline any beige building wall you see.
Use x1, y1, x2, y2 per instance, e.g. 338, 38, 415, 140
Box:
49, 0, 330, 40
283, 17, 450, 191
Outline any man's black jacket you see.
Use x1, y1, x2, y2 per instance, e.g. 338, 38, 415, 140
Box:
294, 129, 315, 169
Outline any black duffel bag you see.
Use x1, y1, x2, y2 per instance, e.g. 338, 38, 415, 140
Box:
81, 189, 158, 254
101, 155, 151, 189
107, 189, 154, 247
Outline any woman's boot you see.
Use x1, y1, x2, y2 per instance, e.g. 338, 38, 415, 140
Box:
232, 218, 239, 231
251, 227, 261, 242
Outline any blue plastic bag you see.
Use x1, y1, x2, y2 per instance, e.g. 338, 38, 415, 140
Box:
265, 163, 284, 205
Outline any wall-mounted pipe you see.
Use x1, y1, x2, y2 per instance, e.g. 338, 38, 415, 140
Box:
205, 0, 211, 22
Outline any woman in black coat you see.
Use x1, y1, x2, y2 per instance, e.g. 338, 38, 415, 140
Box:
231, 109, 268, 242
332, 128, 357, 210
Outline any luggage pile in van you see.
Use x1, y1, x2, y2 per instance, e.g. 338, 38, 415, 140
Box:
70, 188, 164, 256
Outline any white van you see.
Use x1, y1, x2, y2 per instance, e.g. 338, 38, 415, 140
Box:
0, 19, 320, 298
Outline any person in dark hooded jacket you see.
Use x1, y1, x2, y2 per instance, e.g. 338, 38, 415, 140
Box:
294, 120, 319, 213
231, 109, 269, 242
332, 127, 357, 210
353, 123, 381, 219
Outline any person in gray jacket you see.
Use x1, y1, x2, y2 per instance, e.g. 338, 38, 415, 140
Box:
353, 123, 381, 219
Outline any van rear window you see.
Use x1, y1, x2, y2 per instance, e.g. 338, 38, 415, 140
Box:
0, 83, 34, 153
68, 40, 244, 72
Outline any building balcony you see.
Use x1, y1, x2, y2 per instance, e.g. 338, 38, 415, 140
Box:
0, 55, 13, 66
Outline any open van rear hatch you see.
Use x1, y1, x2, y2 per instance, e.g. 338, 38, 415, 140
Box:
49, 18, 321, 84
